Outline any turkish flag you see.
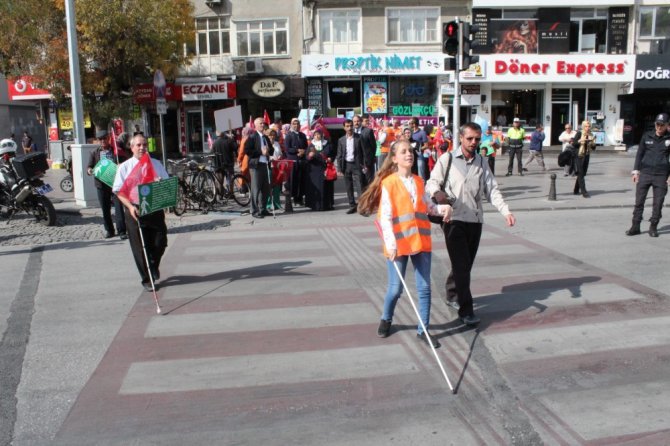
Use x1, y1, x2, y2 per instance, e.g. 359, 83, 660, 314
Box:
263, 110, 271, 125
117, 154, 156, 204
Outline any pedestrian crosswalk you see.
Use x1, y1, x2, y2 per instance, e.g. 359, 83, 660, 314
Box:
55, 218, 670, 445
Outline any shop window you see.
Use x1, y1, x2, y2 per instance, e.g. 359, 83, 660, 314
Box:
389, 77, 437, 116
569, 9, 607, 53
196, 17, 231, 56
639, 6, 670, 39
319, 9, 360, 43
236, 19, 288, 56
491, 89, 544, 128
327, 81, 361, 116
386, 7, 439, 44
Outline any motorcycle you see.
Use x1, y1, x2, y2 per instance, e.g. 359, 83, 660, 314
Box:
0, 152, 57, 226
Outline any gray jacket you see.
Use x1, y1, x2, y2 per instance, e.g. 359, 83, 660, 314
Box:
426, 149, 510, 223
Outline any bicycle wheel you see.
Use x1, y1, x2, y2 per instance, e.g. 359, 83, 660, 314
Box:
173, 182, 188, 216
195, 170, 217, 204
232, 174, 251, 207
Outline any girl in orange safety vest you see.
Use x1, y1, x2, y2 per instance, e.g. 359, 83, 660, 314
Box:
358, 140, 451, 348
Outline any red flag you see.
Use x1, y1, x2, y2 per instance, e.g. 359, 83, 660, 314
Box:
117, 154, 157, 204
207, 131, 214, 151
248, 115, 254, 129
263, 110, 271, 125
109, 128, 120, 157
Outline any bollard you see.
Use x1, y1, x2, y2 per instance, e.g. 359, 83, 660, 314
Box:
548, 173, 557, 201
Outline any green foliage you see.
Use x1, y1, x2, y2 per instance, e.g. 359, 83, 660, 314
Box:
0, 0, 194, 124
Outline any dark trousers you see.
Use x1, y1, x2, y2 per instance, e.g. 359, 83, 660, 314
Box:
97, 186, 126, 235
633, 172, 668, 224
573, 155, 590, 194
507, 147, 523, 174
344, 162, 363, 207
324, 180, 335, 210
250, 164, 271, 215
125, 210, 167, 284
443, 221, 483, 318
488, 156, 495, 175
291, 159, 306, 203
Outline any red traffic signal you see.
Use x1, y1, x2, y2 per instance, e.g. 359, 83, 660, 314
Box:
443, 21, 459, 56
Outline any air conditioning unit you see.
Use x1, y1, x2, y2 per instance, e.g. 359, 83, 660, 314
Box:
245, 58, 264, 75
206, 0, 222, 5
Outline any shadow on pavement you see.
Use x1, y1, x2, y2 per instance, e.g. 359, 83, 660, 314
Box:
167, 218, 232, 234
0, 238, 120, 255
160, 260, 313, 315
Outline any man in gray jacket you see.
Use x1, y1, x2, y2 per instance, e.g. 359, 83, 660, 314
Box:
426, 122, 516, 326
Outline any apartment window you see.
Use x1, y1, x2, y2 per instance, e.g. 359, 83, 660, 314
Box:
640, 6, 670, 39
237, 19, 288, 56
500, 9, 537, 19
387, 8, 439, 43
319, 9, 360, 43
569, 9, 607, 53
196, 17, 231, 55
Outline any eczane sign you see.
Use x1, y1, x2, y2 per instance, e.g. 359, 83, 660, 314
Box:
181, 82, 236, 101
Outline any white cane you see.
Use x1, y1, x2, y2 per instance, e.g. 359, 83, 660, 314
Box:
390, 259, 454, 393
266, 161, 276, 219
137, 216, 162, 314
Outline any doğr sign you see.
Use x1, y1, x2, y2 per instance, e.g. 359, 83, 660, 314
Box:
252, 78, 285, 98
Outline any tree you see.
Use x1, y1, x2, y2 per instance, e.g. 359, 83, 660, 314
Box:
0, 0, 194, 128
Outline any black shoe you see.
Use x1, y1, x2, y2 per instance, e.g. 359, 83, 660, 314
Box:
445, 300, 460, 311
573, 191, 580, 195
518, 172, 524, 176
505, 172, 512, 177
649, 223, 659, 237
252, 213, 264, 219
151, 268, 160, 281
522, 168, 528, 172
377, 319, 391, 338
104, 231, 115, 239
460, 314, 481, 326
417, 332, 440, 348
582, 193, 591, 198
346, 206, 357, 214
142, 282, 154, 292
626, 224, 641, 236
118, 232, 128, 240
261, 210, 272, 216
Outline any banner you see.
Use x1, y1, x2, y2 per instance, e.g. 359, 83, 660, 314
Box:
363, 77, 388, 115
137, 177, 178, 216
92, 159, 118, 188
490, 19, 538, 54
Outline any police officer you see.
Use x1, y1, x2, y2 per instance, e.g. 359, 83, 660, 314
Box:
626, 113, 670, 237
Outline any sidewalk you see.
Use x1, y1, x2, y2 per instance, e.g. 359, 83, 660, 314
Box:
45, 150, 643, 218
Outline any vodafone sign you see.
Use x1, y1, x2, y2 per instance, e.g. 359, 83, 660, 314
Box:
181, 82, 236, 101
469, 55, 635, 83
7, 76, 51, 100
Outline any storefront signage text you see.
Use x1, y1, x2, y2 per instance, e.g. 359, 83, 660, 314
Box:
302, 53, 444, 77
391, 104, 435, 116
635, 55, 670, 89
636, 66, 670, 81
7, 76, 51, 100
181, 82, 236, 101
252, 78, 285, 98
495, 60, 625, 78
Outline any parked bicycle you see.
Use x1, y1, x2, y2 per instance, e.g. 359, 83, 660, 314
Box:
167, 158, 216, 216
201, 154, 250, 208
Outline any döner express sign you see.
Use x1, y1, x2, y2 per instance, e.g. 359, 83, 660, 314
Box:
252, 78, 285, 98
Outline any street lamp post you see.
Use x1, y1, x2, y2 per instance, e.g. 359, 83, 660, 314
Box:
64, 0, 85, 144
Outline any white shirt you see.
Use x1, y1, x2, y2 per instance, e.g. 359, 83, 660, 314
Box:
558, 130, 576, 151
112, 156, 170, 199
345, 135, 355, 162
258, 131, 268, 164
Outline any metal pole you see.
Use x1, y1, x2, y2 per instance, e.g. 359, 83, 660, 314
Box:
64, 0, 85, 144
159, 113, 167, 166
452, 19, 461, 153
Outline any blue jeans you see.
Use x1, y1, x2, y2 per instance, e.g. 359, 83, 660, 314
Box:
381, 251, 432, 334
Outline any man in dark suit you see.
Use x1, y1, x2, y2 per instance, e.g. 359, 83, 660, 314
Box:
337, 119, 365, 214
244, 117, 274, 218
284, 118, 308, 205
353, 115, 376, 187
213, 130, 238, 196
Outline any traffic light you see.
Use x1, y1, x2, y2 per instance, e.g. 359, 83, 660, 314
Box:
459, 22, 480, 71
443, 21, 459, 57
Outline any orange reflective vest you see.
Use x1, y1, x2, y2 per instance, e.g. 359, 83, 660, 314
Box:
379, 174, 432, 257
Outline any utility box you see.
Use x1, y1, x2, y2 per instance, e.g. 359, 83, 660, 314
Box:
70, 144, 99, 207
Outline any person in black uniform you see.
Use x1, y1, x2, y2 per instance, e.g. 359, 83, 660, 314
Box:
212, 130, 238, 196
626, 113, 670, 237
87, 130, 127, 239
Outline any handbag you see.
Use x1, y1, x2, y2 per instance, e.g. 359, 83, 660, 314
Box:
428, 152, 452, 225
324, 158, 337, 181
